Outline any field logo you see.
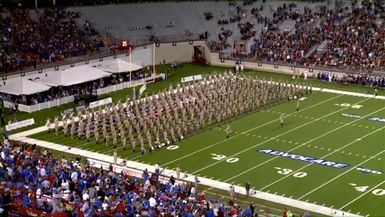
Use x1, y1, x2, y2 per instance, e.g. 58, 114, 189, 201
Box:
257, 149, 350, 169
341, 113, 361, 119
368, 117, 385, 123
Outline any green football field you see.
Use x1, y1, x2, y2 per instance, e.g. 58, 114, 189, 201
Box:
29, 91, 385, 216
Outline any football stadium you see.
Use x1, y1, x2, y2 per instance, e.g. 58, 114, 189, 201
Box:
1, 0, 384, 217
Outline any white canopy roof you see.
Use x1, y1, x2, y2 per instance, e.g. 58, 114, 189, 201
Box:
0, 78, 51, 96
38, 65, 111, 87
100, 58, 142, 73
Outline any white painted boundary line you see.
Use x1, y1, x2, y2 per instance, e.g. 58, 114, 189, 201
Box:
161, 94, 343, 166
340, 180, 385, 210
191, 97, 374, 174
312, 87, 385, 100
298, 150, 385, 200
259, 125, 385, 191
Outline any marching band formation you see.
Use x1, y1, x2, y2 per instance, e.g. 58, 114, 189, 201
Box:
46, 73, 310, 155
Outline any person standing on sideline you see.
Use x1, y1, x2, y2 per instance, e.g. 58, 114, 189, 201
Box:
175, 164, 181, 180
113, 149, 118, 165
194, 175, 199, 191
225, 124, 232, 139
296, 98, 300, 111
245, 181, 250, 197
229, 184, 235, 198
280, 113, 285, 126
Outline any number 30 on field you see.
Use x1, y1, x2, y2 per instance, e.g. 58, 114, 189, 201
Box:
210, 153, 239, 163
275, 167, 307, 178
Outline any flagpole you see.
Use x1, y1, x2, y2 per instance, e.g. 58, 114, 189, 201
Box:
129, 46, 132, 83
152, 42, 156, 75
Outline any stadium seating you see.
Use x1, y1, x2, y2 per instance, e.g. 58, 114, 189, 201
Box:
2, 8, 104, 73
0, 141, 259, 216
2, 1, 383, 73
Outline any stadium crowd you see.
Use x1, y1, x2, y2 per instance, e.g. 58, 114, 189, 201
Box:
316, 71, 385, 88
2, 1, 384, 73
248, 0, 385, 71
0, 140, 265, 217
2, 7, 104, 73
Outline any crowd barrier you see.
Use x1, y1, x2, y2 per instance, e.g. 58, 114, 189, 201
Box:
4, 74, 164, 113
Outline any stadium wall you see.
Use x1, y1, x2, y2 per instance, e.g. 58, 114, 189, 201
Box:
153, 40, 346, 78
154, 41, 211, 64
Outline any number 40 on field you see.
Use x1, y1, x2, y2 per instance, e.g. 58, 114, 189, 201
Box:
349, 183, 385, 196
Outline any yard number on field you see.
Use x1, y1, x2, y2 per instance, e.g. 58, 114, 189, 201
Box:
349, 183, 385, 196
275, 167, 307, 178
210, 153, 239, 163
334, 103, 363, 109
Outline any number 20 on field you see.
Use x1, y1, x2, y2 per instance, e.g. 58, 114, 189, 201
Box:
334, 103, 363, 109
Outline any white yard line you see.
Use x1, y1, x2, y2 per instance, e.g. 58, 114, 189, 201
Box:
259, 125, 385, 191
162, 94, 343, 166
298, 149, 385, 200
191, 97, 375, 174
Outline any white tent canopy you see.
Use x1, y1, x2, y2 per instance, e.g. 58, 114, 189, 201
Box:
0, 78, 51, 96
38, 65, 111, 87
100, 58, 142, 73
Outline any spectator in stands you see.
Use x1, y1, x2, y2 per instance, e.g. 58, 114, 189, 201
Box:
1, 8, 104, 72
1, 140, 264, 216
